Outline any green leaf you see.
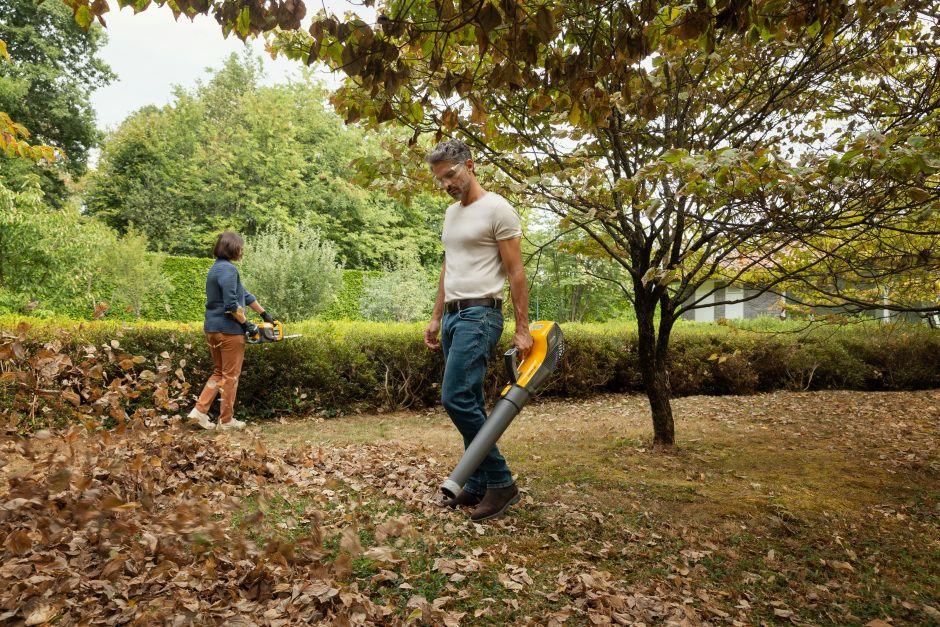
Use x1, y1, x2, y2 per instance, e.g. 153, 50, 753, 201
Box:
840, 149, 863, 163
236, 7, 251, 37
908, 135, 926, 149
662, 148, 686, 164
75, 5, 93, 29
568, 103, 581, 126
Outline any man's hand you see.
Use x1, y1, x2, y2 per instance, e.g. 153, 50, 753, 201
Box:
424, 318, 442, 350
513, 326, 534, 356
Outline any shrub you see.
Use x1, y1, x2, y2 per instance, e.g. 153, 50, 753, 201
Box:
0, 178, 116, 316
320, 270, 381, 321
96, 229, 174, 319
359, 259, 435, 322
159, 256, 213, 321
240, 224, 344, 321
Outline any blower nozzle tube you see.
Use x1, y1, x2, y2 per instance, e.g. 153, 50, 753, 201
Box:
440, 386, 530, 499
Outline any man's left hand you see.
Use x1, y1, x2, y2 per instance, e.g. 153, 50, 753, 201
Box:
513, 327, 534, 357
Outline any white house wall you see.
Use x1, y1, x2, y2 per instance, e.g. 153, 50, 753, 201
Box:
693, 283, 716, 322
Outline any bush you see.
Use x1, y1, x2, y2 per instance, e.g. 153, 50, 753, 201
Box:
359, 259, 435, 322
2, 316, 937, 432
240, 224, 344, 321
320, 270, 381, 321
159, 256, 213, 321
96, 230, 174, 318
0, 178, 116, 316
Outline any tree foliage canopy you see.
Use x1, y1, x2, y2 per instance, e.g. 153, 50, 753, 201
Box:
86, 53, 446, 267
0, 0, 113, 204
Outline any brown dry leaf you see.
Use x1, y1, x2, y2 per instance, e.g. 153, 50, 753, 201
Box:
363, 545, 401, 564
340, 528, 363, 556
24, 604, 57, 626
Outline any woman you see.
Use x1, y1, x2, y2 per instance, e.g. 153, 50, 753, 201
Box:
187, 231, 277, 431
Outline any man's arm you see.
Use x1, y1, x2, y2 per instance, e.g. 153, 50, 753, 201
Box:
424, 259, 446, 349
497, 237, 533, 355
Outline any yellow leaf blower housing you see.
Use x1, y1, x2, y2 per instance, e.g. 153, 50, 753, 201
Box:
442, 321, 564, 499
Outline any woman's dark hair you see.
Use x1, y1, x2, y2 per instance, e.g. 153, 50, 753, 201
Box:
213, 231, 244, 261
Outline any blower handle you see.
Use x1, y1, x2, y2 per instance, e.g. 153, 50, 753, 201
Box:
503, 347, 520, 384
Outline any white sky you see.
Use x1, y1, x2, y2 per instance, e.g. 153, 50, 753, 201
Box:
90, 1, 364, 131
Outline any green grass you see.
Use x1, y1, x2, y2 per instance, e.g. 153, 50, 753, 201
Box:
227, 389, 939, 625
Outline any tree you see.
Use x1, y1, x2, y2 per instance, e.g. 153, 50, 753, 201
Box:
525, 219, 635, 322
63, 0, 939, 445
0, 0, 113, 205
241, 223, 344, 322
86, 53, 445, 267
0, 175, 116, 316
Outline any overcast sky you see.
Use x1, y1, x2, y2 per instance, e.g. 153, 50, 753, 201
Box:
90, 2, 364, 130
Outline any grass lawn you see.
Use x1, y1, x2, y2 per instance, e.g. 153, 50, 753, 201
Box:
2, 390, 937, 625
222, 389, 939, 625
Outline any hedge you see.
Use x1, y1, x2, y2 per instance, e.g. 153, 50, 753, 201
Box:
2, 316, 938, 431
320, 270, 383, 321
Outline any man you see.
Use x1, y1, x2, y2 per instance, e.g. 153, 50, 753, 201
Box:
423, 139, 533, 522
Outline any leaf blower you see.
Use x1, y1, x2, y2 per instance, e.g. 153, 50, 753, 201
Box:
441, 320, 564, 500
246, 320, 302, 344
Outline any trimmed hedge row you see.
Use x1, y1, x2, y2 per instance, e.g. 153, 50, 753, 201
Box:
2, 316, 938, 427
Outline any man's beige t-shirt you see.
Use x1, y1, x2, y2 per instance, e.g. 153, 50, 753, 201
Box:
441, 192, 522, 302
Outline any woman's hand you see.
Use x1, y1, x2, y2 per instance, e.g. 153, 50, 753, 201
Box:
242, 320, 260, 340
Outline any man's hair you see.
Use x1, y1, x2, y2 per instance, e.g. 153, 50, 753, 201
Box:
213, 231, 244, 261
426, 139, 472, 166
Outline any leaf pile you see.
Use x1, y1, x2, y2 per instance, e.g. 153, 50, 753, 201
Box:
0, 419, 421, 625
1, 322, 190, 433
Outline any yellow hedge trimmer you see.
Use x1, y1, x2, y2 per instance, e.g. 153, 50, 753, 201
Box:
246, 320, 302, 344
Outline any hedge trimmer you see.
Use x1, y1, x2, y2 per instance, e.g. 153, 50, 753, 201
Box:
246, 320, 302, 344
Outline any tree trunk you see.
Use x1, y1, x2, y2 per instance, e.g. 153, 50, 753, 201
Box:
635, 296, 675, 446
569, 284, 583, 321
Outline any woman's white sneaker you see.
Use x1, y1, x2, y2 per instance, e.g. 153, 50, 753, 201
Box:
187, 408, 215, 430
217, 418, 246, 431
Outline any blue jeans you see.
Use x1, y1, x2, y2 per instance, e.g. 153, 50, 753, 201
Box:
441, 306, 514, 496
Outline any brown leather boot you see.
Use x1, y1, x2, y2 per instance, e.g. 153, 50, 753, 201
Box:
440, 491, 483, 509
470, 484, 520, 521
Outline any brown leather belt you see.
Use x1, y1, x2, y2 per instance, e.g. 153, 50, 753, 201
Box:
444, 298, 503, 314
